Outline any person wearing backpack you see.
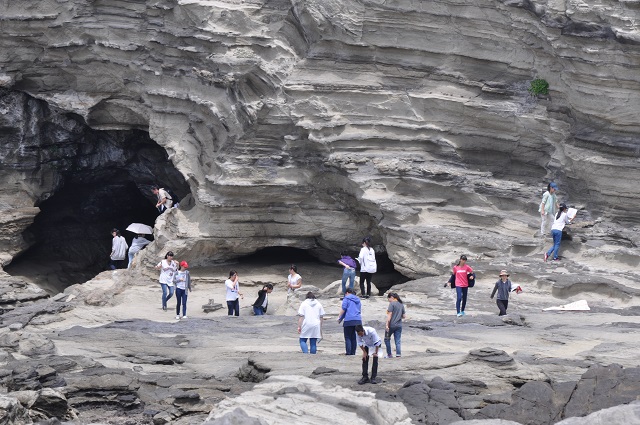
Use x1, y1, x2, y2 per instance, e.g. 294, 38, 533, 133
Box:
152, 185, 172, 212
357, 237, 377, 298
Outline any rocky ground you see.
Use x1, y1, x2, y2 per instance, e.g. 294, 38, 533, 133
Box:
1, 248, 639, 424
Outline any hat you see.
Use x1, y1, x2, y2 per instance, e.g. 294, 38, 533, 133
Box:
550, 182, 558, 190
499, 270, 509, 276
180, 261, 189, 268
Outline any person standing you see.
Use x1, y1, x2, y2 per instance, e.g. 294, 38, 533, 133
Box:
175, 261, 192, 320
152, 185, 173, 213
539, 182, 559, 236
357, 237, 377, 298
338, 251, 357, 296
287, 264, 302, 294
356, 324, 382, 384
252, 284, 273, 316
127, 234, 151, 268
384, 292, 406, 358
297, 292, 325, 354
155, 252, 177, 311
544, 203, 573, 262
109, 229, 128, 270
490, 270, 520, 316
225, 270, 243, 316
337, 288, 362, 355
452, 255, 474, 317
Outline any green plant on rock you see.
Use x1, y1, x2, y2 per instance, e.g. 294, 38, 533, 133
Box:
528, 78, 549, 96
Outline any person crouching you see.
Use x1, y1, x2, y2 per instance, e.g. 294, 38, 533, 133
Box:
356, 324, 382, 384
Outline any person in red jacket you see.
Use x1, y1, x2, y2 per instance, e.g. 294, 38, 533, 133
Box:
452, 255, 474, 317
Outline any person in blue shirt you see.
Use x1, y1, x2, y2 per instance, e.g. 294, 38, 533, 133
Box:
337, 288, 362, 355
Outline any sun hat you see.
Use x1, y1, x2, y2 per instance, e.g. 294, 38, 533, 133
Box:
499, 270, 509, 276
180, 261, 189, 268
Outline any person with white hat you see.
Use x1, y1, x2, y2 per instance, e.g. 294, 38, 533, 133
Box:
490, 270, 521, 316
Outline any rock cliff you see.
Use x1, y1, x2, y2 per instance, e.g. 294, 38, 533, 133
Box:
1, 0, 639, 280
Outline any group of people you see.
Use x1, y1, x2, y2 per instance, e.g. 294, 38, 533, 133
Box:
109, 230, 152, 270
539, 182, 575, 261
154, 251, 192, 319
337, 288, 406, 384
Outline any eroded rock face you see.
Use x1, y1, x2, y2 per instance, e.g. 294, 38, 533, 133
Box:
0, 0, 638, 280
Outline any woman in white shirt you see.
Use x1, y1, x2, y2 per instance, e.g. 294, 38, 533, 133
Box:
297, 292, 325, 354
155, 251, 178, 311
225, 270, 243, 316
357, 237, 377, 298
544, 203, 573, 262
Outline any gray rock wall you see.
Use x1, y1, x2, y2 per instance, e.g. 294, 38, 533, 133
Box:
0, 0, 639, 275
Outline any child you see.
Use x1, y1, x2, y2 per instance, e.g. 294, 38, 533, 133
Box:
490, 270, 521, 316
356, 324, 382, 384
175, 261, 191, 320
544, 203, 573, 262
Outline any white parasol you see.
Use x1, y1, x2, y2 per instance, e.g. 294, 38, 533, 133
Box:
126, 223, 154, 235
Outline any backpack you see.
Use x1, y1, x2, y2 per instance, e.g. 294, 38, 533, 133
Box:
164, 188, 180, 205
364, 248, 377, 273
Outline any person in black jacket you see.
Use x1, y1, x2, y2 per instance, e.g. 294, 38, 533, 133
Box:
252, 284, 274, 316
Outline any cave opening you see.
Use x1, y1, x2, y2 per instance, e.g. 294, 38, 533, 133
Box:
5, 113, 190, 294
239, 246, 409, 295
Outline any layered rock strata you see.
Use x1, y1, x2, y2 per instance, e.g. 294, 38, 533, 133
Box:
0, 0, 638, 282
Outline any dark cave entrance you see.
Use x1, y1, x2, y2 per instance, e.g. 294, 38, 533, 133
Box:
5, 115, 190, 294
240, 246, 409, 295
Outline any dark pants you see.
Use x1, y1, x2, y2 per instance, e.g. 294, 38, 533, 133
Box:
227, 299, 240, 316
360, 272, 374, 296
109, 259, 124, 270
456, 286, 468, 314
497, 299, 509, 316
253, 306, 265, 316
343, 325, 358, 355
362, 346, 379, 379
175, 288, 188, 316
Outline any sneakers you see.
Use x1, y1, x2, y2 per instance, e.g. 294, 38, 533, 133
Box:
456, 312, 463, 317
383, 354, 393, 359
553, 257, 560, 261
176, 315, 180, 320
182, 316, 188, 319
396, 355, 401, 358
358, 376, 370, 385
162, 306, 167, 311
544, 253, 548, 262
370, 377, 378, 384
461, 311, 466, 316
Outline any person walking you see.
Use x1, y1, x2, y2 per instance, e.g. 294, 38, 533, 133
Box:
127, 234, 151, 268
337, 288, 362, 355
155, 252, 177, 311
544, 203, 573, 262
539, 182, 559, 236
225, 270, 243, 316
490, 270, 520, 316
252, 284, 273, 316
338, 251, 357, 296
384, 292, 406, 358
174, 261, 191, 320
109, 229, 128, 270
356, 324, 382, 384
297, 292, 325, 354
357, 237, 377, 298
452, 255, 474, 317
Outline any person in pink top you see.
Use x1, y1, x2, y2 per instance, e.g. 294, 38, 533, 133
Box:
452, 255, 474, 317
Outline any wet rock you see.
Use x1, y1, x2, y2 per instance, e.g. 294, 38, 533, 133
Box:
563, 364, 640, 417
